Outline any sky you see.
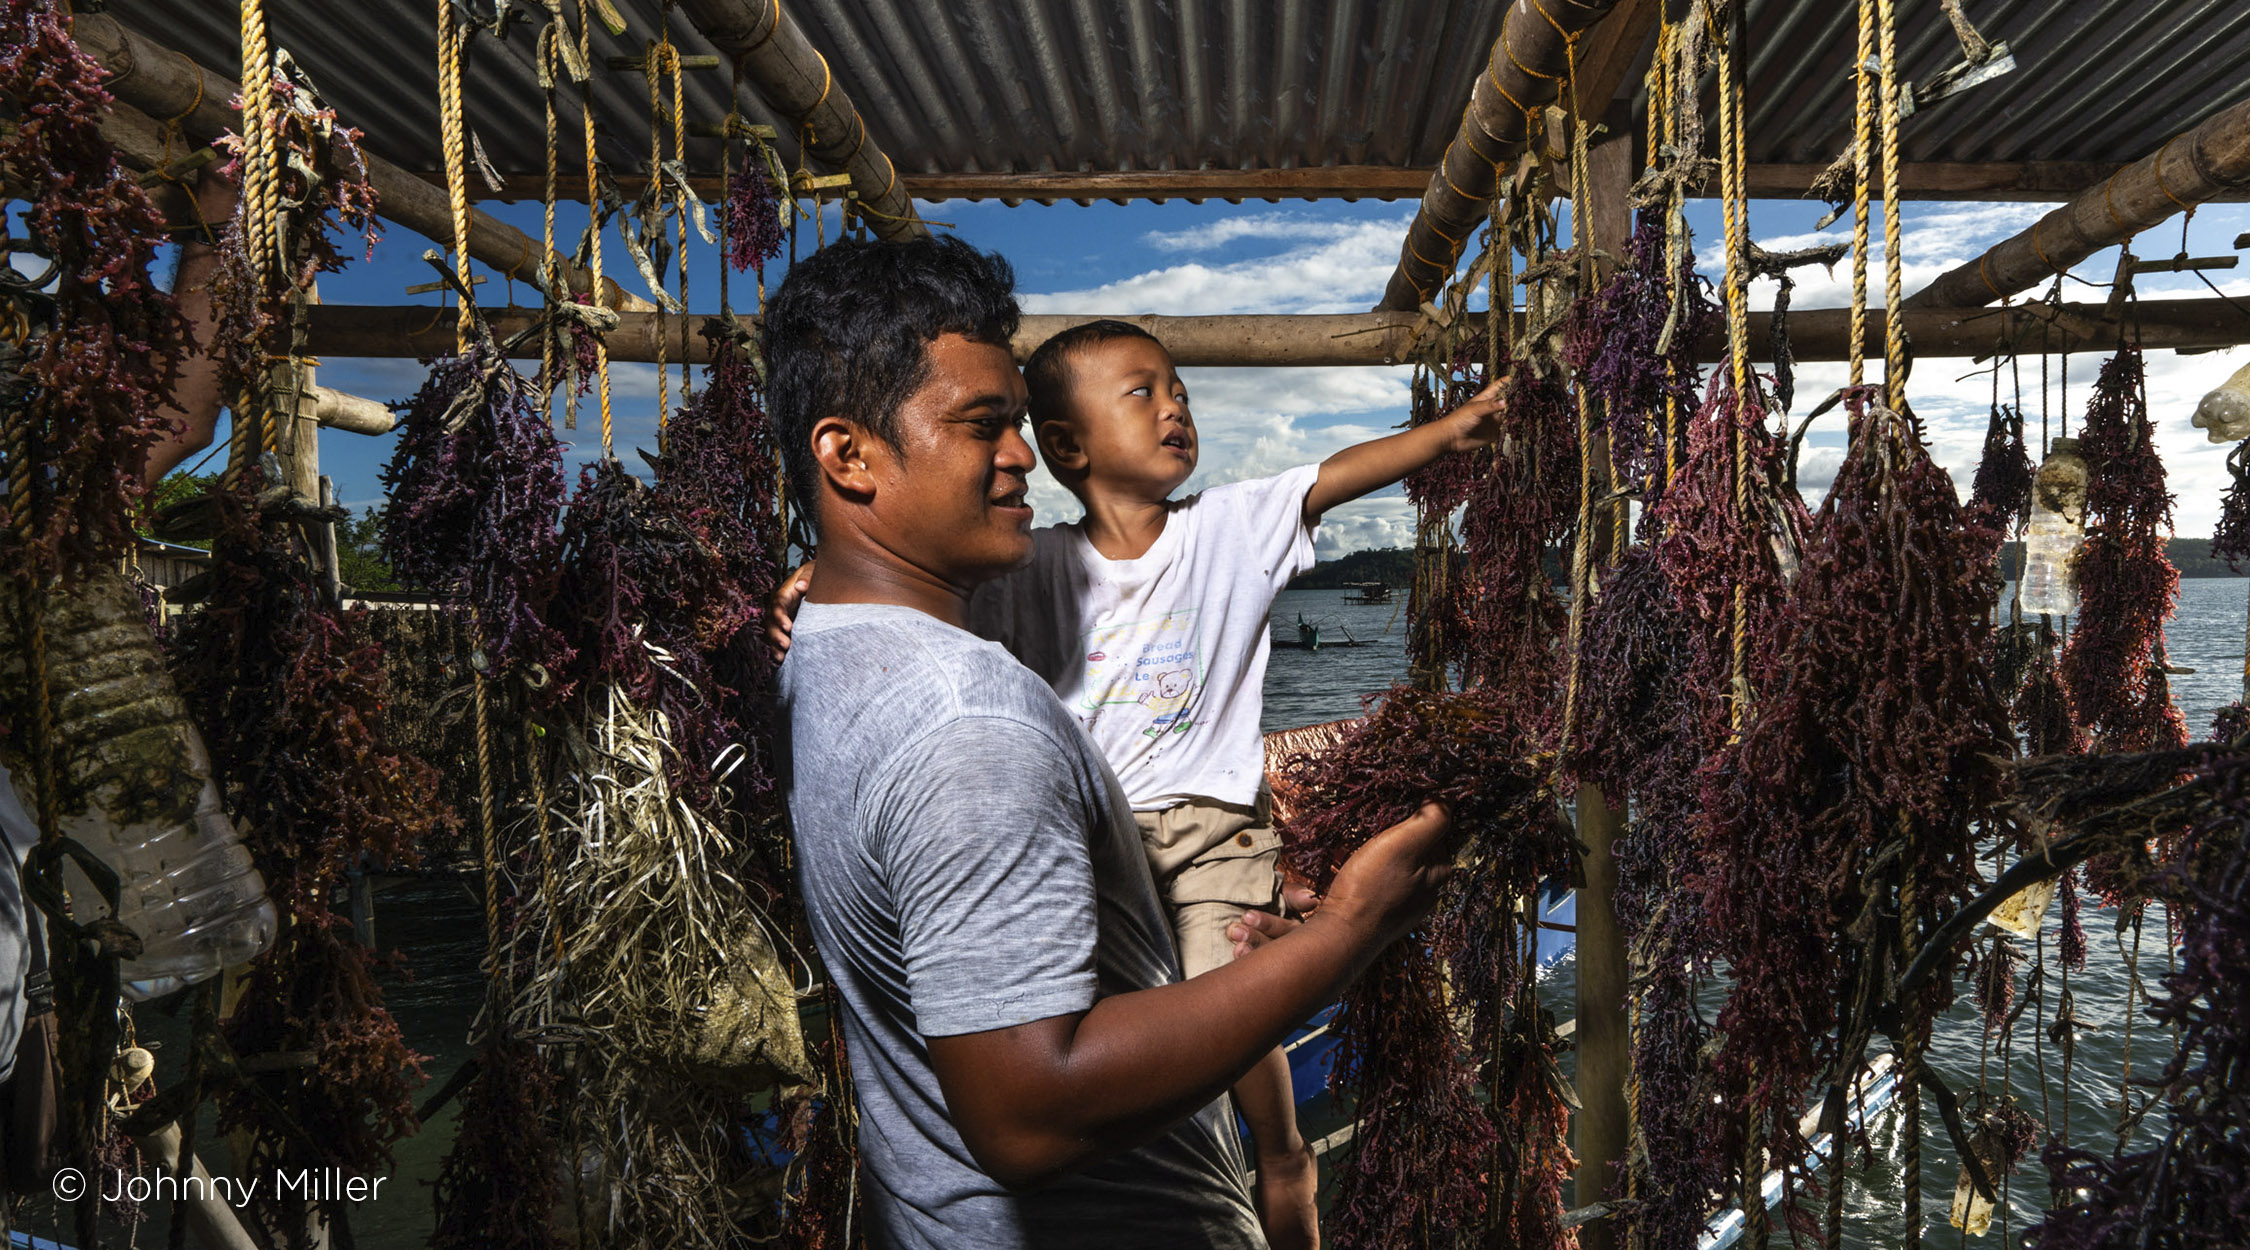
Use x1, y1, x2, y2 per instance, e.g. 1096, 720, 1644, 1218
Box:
171, 184, 2250, 562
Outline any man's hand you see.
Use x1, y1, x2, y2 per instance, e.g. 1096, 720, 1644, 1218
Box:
764, 561, 814, 663
1317, 802, 1455, 949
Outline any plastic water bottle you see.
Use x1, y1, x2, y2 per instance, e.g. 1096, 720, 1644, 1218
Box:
2193, 359, 2250, 443
2017, 437, 2086, 618
0, 565, 277, 1000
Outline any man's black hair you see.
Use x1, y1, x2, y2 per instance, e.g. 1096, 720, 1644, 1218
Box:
763, 235, 1021, 532
1021, 319, 1162, 424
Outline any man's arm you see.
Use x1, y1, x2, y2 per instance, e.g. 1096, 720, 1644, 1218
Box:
926, 802, 1452, 1190
1302, 378, 1505, 524
141, 170, 238, 489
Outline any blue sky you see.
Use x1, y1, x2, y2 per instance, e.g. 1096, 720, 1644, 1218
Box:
177, 188, 2250, 559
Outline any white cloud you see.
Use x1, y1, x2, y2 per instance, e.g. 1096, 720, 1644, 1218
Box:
1141, 212, 1368, 254
1021, 214, 1415, 315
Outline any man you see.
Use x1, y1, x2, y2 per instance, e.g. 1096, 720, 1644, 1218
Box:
766, 234, 1456, 1248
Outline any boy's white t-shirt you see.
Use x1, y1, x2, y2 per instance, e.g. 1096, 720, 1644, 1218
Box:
968, 464, 1321, 812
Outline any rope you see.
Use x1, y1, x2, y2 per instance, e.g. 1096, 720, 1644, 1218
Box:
470, 670, 503, 958
540, 21, 568, 428
1899, 853, 1925, 1250
1849, 0, 1873, 388
224, 0, 282, 484
1879, 0, 1905, 411
669, 17, 690, 412
1559, 31, 1594, 752
577, 0, 615, 455
1716, 5, 1751, 734
646, 38, 672, 429
438, 0, 474, 354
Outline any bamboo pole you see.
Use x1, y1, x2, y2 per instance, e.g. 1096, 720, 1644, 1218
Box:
298, 298, 2250, 367
1375, 0, 1656, 312
71, 14, 644, 312
1572, 130, 1634, 1250
673, 0, 925, 240
1908, 98, 2250, 309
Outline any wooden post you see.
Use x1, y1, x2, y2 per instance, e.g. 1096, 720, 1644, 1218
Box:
1573, 130, 1634, 1250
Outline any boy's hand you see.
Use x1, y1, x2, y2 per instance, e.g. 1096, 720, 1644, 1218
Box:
764, 561, 815, 663
1442, 378, 1508, 452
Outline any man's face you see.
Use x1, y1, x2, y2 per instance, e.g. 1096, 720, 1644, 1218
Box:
864, 333, 1037, 589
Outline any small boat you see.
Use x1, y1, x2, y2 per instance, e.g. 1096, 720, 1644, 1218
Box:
1271, 614, 1378, 650
1342, 582, 1394, 605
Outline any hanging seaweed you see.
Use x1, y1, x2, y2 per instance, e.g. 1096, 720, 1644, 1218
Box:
1700, 397, 2014, 1216
723, 147, 786, 276
1276, 685, 1569, 1249
1566, 211, 1717, 488
1570, 537, 1733, 1250
165, 494, 450, 1232
2214, 441, 2250, 572
2061, 345, 2187, 753
2026, 737, 2250, 1249
0, 0, 181, 581
1968, 402, 2033, 547
381, 323, 572, 681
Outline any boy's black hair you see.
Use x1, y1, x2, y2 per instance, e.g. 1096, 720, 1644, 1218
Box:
1021, 318, 1162, 424
763, 235, 1021, 532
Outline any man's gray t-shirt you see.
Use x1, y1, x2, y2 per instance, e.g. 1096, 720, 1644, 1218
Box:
777, 601, 1262, 1249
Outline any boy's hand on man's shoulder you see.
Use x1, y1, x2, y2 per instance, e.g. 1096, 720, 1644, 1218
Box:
1443, 378, 1508, 453
764, 561, 815, 662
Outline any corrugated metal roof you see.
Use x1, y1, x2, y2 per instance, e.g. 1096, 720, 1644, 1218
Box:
105, 1, 2250, 198
1732, 0, 2250, 167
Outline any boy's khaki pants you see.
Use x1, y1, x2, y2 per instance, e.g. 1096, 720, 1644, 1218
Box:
1132, 795, 1285, 980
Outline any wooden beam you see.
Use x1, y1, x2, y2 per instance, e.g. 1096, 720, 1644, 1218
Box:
1378, 0, 1652, 312
1909, 98, 2250, 309
299, 298, 2250, 367
674, 0, 925, 240
71, 14, 643, 312
421, 160, 2229, 208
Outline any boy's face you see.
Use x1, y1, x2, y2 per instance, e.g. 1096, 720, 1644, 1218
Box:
1046, 336, 1197, 498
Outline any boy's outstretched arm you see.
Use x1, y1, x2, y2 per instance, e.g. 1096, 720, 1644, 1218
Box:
1302, 378, 1505, 524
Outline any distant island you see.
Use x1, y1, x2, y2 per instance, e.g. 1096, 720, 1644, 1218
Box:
1294, 538, 2246, 590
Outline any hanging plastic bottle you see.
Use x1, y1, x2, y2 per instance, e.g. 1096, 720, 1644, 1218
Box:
0, 566, 277, 1001
2193, 359, 2250, 443
2017, 436, 2087, 617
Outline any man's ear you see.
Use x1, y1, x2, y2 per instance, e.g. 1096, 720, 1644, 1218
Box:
1037, 420, 1087, 474
811, 416, 882, 497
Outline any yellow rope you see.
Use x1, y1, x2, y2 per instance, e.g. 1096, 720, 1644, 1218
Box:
577, 0, 614, 455
1878, 0, 1906, 411
646, 38, 671, 428
437, 0, 474, 353
1849, 0, 1874, 388
670, 22, 692, 411
1715, 8, 1752, 736
226, 0, 282, 482
1559, 32, 1594, 752
4, 408, 60, 857
541, 22, 571, 428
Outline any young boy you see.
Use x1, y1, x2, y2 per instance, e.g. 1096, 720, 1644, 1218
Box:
772, 320, 1502, 1248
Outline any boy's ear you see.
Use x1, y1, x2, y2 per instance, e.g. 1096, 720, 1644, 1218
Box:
810, 415, 882, 497
1037, 419, 1087, 473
